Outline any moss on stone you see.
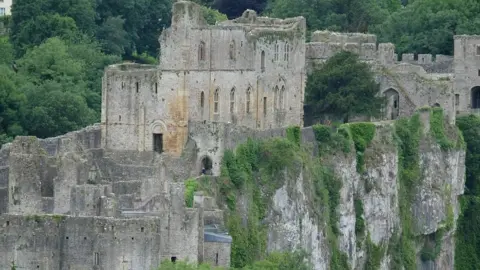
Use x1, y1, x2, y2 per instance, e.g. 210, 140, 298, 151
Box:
354, 198, 365, 241
347, 122, 376, 173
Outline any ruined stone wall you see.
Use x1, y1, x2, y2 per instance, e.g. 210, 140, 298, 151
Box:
101, 65, 189, 156
397, 53, 453, 73
203, 242, 231, 267
453, 35, 480, 115
0, 213, 199, 270
306, 30, 395, 66
375, 64, 455, 123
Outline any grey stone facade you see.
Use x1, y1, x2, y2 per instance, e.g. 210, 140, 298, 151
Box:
0, 1, 475, 269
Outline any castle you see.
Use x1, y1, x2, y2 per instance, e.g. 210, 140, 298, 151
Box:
0, 1, 477, 269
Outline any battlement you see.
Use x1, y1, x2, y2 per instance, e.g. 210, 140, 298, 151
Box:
396, 53, 453, 64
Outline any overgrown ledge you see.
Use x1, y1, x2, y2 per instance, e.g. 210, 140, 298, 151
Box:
186, 107, 465, 270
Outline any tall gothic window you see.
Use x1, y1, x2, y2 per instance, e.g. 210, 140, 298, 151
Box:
274, 43, 279, 61
246, 88, 251, 113
280, 86, 285, 109
274, 86, 279, 109
214, 89, 219, 113
199, 41, 206, 61
230, 88, 235, 113
261, 51, 265, 72
284, 43, 290, 61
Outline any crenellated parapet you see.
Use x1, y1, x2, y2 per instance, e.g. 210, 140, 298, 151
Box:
306, 31, 395, 65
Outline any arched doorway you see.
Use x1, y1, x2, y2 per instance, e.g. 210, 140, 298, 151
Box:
433, 103, 441, 107
200, 156, 213, 175
383, 88, 400, 120
472, 86, 480, 109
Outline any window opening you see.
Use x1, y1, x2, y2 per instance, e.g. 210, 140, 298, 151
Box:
246, 88, 251, 113
455, 94, 460, 106
171, 257, 177, 263
280, 86, 285, 109
261, 51, 265, 72
136, 82, 139, 93
153, 134, 163, 153
200, 91, 205, 108
215, 253, 219, 266
155, 83, 158, 94
477, 45, 480, 56
214, 89, 219, 113
274, 43, 279, 61
201, 156, 213, 175
274, 86, 278, 109
230, 88, 235, 113
199, 41, 206, 61
284, 43, 290, 61
94, 252, 99, 265
263, 97, 267, 116
472, 87, 480, 109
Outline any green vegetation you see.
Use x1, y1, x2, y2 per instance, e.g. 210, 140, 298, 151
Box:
156, 250, 310, 269
365, 235, 385, 270
429, 107, 457, 150
185, 178, 199, 207
354, 198, 365, 240
305, 51, 385, 123
348, 123, 376, 173
389, 113, 422, 270
311, 124, 351, 155
420, 229, 444, 261
286, 125, 301, 146
455, 115, 480, 270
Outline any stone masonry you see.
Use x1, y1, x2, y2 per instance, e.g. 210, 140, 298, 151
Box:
0, 1, 476, 269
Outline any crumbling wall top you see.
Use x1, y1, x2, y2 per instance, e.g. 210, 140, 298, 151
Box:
311, 30, 377, 44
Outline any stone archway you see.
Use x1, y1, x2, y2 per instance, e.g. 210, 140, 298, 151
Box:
471, 86, 480, 109
200, 156, 213, 175
383, 88, 400, 120
433, 103, 441, 107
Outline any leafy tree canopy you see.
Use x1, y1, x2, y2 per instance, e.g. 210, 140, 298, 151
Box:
305, 51, 385, 123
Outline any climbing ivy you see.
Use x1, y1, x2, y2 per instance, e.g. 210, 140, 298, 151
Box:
348, 123, 376, 173
389, 113, 422, 270
286, 125, 301, 146
312, 124, 351, 156
429, 107, 457, 150
354, 198, 365, 242
185, 178, 198, 207
365, 234, 385, 270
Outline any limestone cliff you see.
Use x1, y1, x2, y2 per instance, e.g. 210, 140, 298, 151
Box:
210, 107, 465, 270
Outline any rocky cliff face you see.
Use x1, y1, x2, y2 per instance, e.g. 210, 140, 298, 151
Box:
222, 108, 465, 270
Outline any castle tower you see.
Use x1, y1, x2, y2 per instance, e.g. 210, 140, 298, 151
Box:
453, 35, 480, 115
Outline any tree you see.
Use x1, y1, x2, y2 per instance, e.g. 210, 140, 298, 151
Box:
372, 0, 480, 55
305, 51, 385, 123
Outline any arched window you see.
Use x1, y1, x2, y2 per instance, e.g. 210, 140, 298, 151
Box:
274, 86, 279, 109
199, 41, 206, 61
214, 89, 219, 113
229, 41, 236, 60
200, 91, 205, 108
274, 43, 279, 61
284, 43, 290, 61
472, 86, 480, 109
261, 51, 265, 72
280, 86, 285, 109
246, 88, 251, 113
230, 88, 235, 113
